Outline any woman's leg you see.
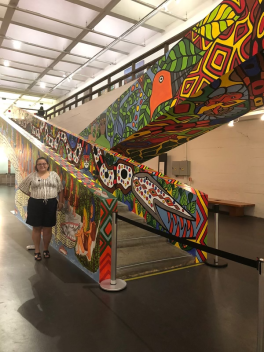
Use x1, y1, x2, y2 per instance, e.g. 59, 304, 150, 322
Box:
42, 227, 52, 251
32, 226, 42, 253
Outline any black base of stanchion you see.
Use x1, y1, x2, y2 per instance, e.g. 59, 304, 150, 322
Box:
205, 259, 228, 268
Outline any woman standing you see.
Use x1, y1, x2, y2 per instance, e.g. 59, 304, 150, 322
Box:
19, 157, 64, 261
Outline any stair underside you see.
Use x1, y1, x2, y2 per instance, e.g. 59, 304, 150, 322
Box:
116, 202, 195, 280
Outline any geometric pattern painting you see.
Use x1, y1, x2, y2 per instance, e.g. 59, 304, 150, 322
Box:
79, 0, 264, 163
11, 108, 208, 262
0, 114, 117, 282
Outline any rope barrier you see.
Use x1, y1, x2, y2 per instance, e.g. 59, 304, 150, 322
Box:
117, 214, 258, 269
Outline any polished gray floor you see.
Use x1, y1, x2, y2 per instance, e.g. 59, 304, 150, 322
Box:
0, 185, 263, 352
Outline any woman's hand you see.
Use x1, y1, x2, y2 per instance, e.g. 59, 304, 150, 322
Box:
57, 202, 64, 211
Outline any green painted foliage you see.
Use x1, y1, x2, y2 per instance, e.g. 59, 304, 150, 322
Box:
152, 100, 172, 121
138, 103, 150, 129
113, 134, 121, 145
158, 38, 206, 72
151, 64, 158, 75
180, 190, 188, 206
186, 201, 196, 214
107, 119, 114, 138
193, 4, 240, 40
143, 75, 152, 98
123, 126, 134, 139
126, 105, 135, 124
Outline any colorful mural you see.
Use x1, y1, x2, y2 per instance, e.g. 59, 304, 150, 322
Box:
0, 114, 117, 282
79, 0, 264, 162
10, 108, 208, 263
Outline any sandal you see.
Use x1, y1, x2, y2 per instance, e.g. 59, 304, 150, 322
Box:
34, 252, 42, 261
43, 250, 50, 259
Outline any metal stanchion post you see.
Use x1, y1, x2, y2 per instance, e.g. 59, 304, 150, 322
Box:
100, 212, 127, 292
257, 259, 264, 352
205, 204, 228, 268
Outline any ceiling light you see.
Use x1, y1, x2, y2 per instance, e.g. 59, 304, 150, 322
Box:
13, 41, 21, 50
261, 114, 264, 121
63, 73, 66, 78
40, 82, 46, 88
67, 76, 72, 82
228, 120, 234, 127
3, 60, 9, 67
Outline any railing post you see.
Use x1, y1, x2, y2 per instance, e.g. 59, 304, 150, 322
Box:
107, 76, 111, 92
164, 43, 169, 54
257, 258, 264, 352
119, 79, 122, 87
75, 95, 78, 108
205, 204, 228, 268
100, 212, 127, 292
131, 62, 136, 80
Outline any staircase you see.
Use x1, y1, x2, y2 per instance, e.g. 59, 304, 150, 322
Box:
116, 202, 195, 279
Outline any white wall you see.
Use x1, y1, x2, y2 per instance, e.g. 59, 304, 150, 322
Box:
144, 115, 264, 218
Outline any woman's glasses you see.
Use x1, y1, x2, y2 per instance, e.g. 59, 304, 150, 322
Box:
37, 163, 47, 166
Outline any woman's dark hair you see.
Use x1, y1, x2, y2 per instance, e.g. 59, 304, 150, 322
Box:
35, 157, 50, 171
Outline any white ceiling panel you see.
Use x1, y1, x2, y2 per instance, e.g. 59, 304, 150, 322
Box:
0, 92, 20, 99
18, 0, 99, 27
124, 26, 157, 44
12, 11, 82, 39
111, 0, 151, 21
42, 75, 63, 85
0, 7, 7, 18
2, 39, 59, 59
0, 80, 29, 90
53, 61, 81, 73
70, 42, 102, 57
63, 55, 87, 65
97, 50, 126, 64
145, 12, 179, 30
0, 65, 38, 80
80, 0, 112, 8
0, 61, 44, 74
7, 24, 72, 52
0, 0, 212, 112
0, 48, 53, 67
82, 32, 114, 47
94, 15, 134, 37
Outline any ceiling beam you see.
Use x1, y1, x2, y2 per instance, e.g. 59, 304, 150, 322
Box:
9, 20, 130, 55
65, 0, 164, 33
0, 86, 57, 99
6, 0, 122, 109
109, 12, 164, 33
0, 60, 87, 81
65, 0, 103, 13
0, 3, 145, 46
0, 35, 115, 64
0, 0, 19, 47
0, 48, 104, 71
131, 0, 187, 21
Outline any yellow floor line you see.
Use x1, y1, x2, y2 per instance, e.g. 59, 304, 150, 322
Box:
125, 263, 204, 282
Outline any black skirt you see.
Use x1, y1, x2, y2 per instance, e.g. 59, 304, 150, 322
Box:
26, 197, 58, 227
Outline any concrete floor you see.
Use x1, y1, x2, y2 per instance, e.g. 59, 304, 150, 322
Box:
0, 185, 263, 352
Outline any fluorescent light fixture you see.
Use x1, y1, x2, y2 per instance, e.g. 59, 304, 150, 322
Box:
67, 76, 72, 82
261, 114, 264, 121
228, 120, 234, 127
3, 60, 9, 67
13, 41, 21, 49
63, 73, 66, 77
40, 82, 46, 88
